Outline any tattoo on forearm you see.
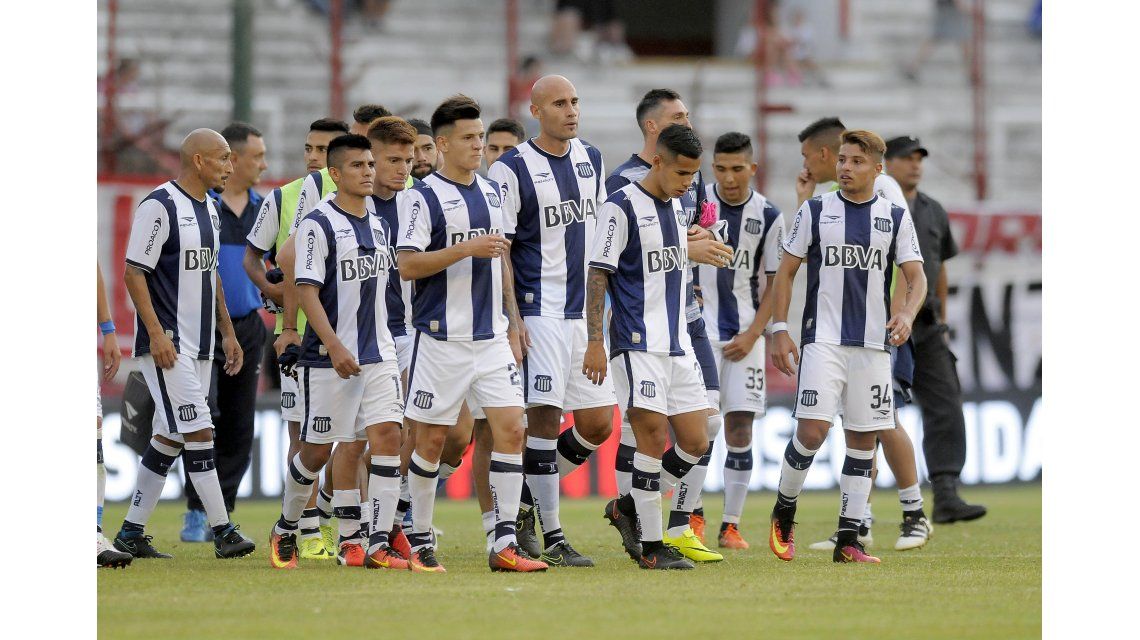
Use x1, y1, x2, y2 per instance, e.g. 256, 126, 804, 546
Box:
586, 268, 607, 341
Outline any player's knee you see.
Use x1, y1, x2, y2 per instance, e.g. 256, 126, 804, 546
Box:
705, 412, 724, 441
795, 422, 828, 450
301, 443, 333, 470
368, 425, 401, 455
577, 410, 613, 443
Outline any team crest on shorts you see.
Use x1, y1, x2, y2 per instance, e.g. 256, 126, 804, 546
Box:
640, 380, 657, 398
874, 217, 892, 233
413, 390, 435, 410
281, 392, 296, 409
534, 375, 553, 393
800, 389, 819, 407
177, 404, 198, 422
312, 416, 332, 433
745, 218, 763, 234
485, 191, 501, 208
575, 162, 594, 178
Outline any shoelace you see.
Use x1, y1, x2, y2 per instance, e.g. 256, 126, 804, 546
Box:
417, 547, 438, 566
899, 519, 926, 536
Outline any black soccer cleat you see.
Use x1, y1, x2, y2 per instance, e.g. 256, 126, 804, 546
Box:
114, 533, 173, 559
639, 544, 694, 570
515, 508, 542, 559
603, 498, 642, 562
540, 539, 595, 567
97, 547, 134, 569
214, 524, 256, 559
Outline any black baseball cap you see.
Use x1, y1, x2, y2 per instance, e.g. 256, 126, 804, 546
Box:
885, 135, 929, 159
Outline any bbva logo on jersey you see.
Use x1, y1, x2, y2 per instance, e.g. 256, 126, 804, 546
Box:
824, 244, 884, 270
543, 198, 596, 228
450, 227, 504, 246
184, 248, 218, 272
339, 253, 390, 282
646, 246, 688, 274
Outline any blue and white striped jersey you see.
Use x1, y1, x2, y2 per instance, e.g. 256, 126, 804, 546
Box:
293, 200, 397, 367
370, 191, 415, 337
695, 185, 784, 342
396, 172, 509, 341
589, 182, 692, 357
783, 190, 923, 351
125, 181, 221, 360
488, 138, 605, 319
605, 154, 706, 322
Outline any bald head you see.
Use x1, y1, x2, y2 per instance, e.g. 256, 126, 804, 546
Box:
530, 75, 580, 143
179, 128, 232, 193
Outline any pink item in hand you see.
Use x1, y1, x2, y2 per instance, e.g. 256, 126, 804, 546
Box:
698, 201, 718, 228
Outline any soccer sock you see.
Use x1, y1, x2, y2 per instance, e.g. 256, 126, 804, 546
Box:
332, 489, 362, 545
97, 436, 106, 532
407, 452, 439, 551
615, 417, 635, 495
121, 438, 180, 535
367, 455, 401, 554
775, 434, 818, 513
277, 454, 319, 535
899, 483, 925, 515
394, 475, 410, 528
439, 460, 460, 481
482, 510, 496, 550
523, 436, 562, 546
358, 500, 370, 540
661, 445, 699, 490
489, 451, 525, 553
182, 440, 230, 534
316, 485, 334, 524
837, 448, 875, 543
631, 453, 663, 544
556, 426, 598, 478
299, 508, 321, 540
667, 442, 712, 538
723, 444, 754, 525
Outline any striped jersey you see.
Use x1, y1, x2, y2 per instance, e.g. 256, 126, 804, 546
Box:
783, 190, 923, 351
589, 182, 692, 357
605, 154, 706, 322
396, 172, 509, 341
370, 191, 415, 337
293, 200, 397, 367
695, 184, 784, 342
125, 180, 221, 360
488, 138, 605, 319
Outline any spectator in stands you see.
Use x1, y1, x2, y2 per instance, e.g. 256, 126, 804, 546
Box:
787, 9, 828, 87
734, 0, 800, 86
904, 0, 972, 82
549, 0, 632, 64
509, 56, 543, 124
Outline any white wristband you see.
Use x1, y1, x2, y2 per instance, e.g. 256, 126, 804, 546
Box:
769, 322, 788, 334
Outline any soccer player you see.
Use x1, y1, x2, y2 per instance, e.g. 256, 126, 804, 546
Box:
796, 117, 933, 551
698, 132, 784, 550
484, 117, 525, 168
113, 129, 255, 560
767, 129, 927, 564
349, 103, 392, 135
267, 134, 408, 571
97, 264, 132, 568
605, 89, 730, 559
396, 95, 548, 573
585, 124, 724, 570
408, 118, 441, 180
487, 75, 614, 567
245, 117, 349, 559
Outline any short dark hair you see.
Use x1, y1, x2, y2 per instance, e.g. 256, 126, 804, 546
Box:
656, 124, 702, 160
367, 116, 418, 146
309, 118, 350, 134
636, 88, 682, 133
487, 118, 526, 143
326, 134, 373, 169
407, 118, 432, 137
431, 95, 481, 135
352, 104, 392, 125
220, 121, 262, 149
714, 131, 753, 157
797, 117, 846, 151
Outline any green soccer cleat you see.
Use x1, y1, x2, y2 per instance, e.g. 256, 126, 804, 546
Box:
662, 528, 723, 563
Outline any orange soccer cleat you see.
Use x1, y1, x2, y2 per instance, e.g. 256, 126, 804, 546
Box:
365, 545, 410, 570
489, 542, 549, 572
269, 530, 298, 570
769, 513, 796, 561
337, 542, 366, 567
718, 523, 750, 550
689, 512, 707, 543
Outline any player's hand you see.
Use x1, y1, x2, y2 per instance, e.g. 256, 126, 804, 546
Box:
724, 330, 760, 362
516, 318, 533, 360
687, 225, 710, 240
151, 332, 177, 369
274, 328, 301, 357
771, 330, 800, 376
795, 168, 816, 205
278, 344, 301, 379
688, 236, 733, 268
264, 281, 285, 305
886, 311, 914, 346
464, 234, 509, 259
508, 327, 525, 366
222, 334, 244, 376
329, 342, 361, 379
582, 341, 608, 385
102, 332, 121, 382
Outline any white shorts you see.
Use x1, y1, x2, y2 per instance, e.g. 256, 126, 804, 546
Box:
612, 350, 709, 417
711, 338, 767, 416
279, 371, 302, 422
96, 375, 103, 420
404, 332, 524, 425
138, 354, 213, 439
793, 342, 894, 432
394, 333, 414, 375
523, 316, 616, 411
298, 360, 404, 444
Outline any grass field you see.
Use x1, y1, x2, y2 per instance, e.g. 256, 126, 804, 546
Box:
98, 484, 1040, 639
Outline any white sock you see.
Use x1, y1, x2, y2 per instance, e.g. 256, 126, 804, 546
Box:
899, 483, 924, 514
394, 474, 410, 527
122, 438, 181, 533
668, 460, 710, 538
183, 440, 229, 530
615, 416, 635, 495
631, 453, 663, 543
299, 510, 321, 540
408, 451, 439, 551
367, 455, 401, 554
482, 510, 496, 552
316, 484, 333, 525
97, 435, 106, 532
524, 436, 561, 541
556, 426, 598, 478
838, 448, 875, 537
776, 434, 819, 507
277, 453, 319, 535
439, 461, 459, 481
489, 451, 524, 553
661, 445, 701, 490
722, 444, 753, 525
333, 489, 362, 544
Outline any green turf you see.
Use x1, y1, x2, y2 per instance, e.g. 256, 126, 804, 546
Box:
99, 484, 1040, 639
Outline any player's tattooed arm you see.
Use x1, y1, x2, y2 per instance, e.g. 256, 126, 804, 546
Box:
585, 267, 608, 342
